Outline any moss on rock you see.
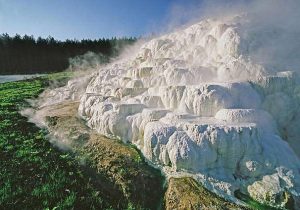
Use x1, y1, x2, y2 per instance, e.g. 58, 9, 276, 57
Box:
164, 177, 248, 210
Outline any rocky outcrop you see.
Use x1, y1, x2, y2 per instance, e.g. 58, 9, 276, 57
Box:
41, 16, 300, 208
164, 177, 247, 210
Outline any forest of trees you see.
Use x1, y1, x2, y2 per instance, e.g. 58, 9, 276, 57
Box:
0, 34, 136, 75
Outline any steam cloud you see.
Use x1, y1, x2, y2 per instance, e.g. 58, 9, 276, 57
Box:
20, 1, 300, 207
24, 0, 300, 146
163, 0, 300, 73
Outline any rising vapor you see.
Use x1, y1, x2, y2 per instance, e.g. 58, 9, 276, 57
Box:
24, 0, 300, 208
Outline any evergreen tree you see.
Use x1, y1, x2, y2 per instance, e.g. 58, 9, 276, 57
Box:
0, 34, 136, 74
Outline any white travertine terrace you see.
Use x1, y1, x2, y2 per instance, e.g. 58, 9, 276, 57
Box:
44, 17, 300, 207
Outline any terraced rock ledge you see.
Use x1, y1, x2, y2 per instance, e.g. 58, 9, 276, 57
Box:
33, 99, 279, 209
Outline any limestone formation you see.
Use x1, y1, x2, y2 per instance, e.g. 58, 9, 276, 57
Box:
41, 16, 300, 208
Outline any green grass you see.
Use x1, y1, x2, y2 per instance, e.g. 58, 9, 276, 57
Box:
0, 73, 114, 209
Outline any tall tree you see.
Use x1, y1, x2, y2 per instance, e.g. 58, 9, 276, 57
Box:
0, 34, 136, 75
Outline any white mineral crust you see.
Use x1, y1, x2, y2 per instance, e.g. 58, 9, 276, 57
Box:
48, 17, 300, 207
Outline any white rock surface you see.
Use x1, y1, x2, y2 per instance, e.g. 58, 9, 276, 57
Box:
43, 16, 300, 208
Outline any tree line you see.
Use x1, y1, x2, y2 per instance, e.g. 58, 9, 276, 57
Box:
0, 34, 136, 75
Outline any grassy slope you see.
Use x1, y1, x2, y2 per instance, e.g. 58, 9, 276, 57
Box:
0, 74, 114, 209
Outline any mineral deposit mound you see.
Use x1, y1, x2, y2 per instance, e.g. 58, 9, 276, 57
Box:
39, 14, 300, 208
